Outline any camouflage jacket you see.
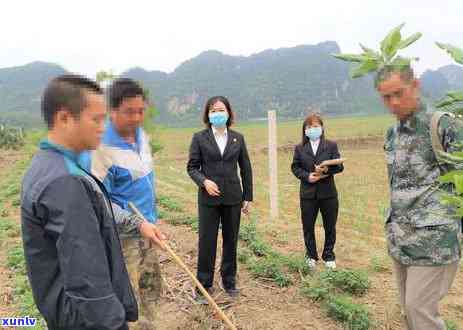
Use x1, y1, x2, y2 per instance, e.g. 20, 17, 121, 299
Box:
384, 104, 462, 266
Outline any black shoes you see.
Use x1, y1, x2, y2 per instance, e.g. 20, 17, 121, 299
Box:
224, 285, 240, 298
195, 285, 240, 304
194, 287, 214, 305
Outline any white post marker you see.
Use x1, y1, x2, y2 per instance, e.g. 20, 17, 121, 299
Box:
268, 110, 279, 221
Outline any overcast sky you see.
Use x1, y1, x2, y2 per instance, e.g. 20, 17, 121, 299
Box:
1, 1, 461, 77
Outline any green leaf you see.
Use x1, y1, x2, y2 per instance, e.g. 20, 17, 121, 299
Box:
359, 43, 376, 54
446, 90, 463, 101
380, 23, 405, 61
436, 42, 463, 64
439, 151, 463, 164
454, 175, 463, 194
391, 56, 411, 68
359, 44, 381, 59
397, 32, 422, 49
440, 170, 463, 184
332, 53, 366, 63
351, 60, 379, 78
436, 97, 456, 108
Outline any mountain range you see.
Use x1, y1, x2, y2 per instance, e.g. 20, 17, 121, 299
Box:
0, 41, 461, 128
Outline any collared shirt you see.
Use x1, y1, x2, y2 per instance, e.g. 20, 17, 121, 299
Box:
212, 126, 228, 155
310, 139, 320, 155
384, 104, 462, 266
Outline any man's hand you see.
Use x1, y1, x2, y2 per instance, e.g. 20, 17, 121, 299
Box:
139, 221, 167, 250
242, 201, 251, 215
204, 179, 221, 196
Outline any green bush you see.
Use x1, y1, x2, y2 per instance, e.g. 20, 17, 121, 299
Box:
326, 295, 372, 330
158, 195, 183, 212
445, 320, 459, 330
282, 254, 310, 275
239, 218, 258, 242
0, 125, 25, 150
319, 269, 370, 296
237, 247, 254, 264
301, 277, 330, 301
248, 257, 292, 287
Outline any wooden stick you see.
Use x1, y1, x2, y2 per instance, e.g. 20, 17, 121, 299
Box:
128, 202, 237, 330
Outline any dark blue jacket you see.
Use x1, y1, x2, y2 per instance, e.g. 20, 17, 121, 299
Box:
21, 140, 138, 330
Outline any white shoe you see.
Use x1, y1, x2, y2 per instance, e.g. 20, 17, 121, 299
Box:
306, 258, 317, 269
325, 261, 336, 270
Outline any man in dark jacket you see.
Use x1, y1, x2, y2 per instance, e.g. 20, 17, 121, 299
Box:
21, 74, 165, 330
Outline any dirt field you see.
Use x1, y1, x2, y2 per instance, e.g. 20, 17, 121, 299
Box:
0, 116, 461, 329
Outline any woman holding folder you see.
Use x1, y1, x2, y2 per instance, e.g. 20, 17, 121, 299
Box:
291, 113, 344, 270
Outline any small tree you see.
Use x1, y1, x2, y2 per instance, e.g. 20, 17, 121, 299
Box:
332, 23, 421, 78
434, 43, 463, 217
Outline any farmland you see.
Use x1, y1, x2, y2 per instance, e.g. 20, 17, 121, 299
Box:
0, 114, 461, 329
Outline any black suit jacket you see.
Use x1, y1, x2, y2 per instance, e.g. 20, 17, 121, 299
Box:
291, 138, 343, 200
187, 128, 253, 206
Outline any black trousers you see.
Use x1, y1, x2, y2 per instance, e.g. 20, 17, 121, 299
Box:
300, 197, 338, 261
197, 203, 241, 288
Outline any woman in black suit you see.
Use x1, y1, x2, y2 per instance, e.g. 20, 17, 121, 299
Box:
187, 96, 253, 300
291, 113, 343, 270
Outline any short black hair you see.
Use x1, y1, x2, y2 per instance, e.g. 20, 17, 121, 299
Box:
202, 96, 235, 127
375, 64, 415, 88
109, 78, 146, 109
41, 74, 102, 129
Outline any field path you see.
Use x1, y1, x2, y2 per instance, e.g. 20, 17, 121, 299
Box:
155, 219, 341, 330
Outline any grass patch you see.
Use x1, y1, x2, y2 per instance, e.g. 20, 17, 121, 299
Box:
158, 195, 184, 212
0, 218, 19, 238
248, 256, 292, 287
369, 254, 391, 273
301, 270, 373, 329
7, 246, 26, 270
5, 243, 44, 328
446, 320, 459, 330
281, 254, 310, 276
326, 295, 372, 330
318, 269, 370, 296
237, 247, 254, 264
0, 142, 45, 328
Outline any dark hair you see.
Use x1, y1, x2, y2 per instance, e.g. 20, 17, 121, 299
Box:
374, 64, 415, 88
109, 78, 146, 109
202, 96, 234, 127
301, 113, 325, 145
41, 74, 102, 128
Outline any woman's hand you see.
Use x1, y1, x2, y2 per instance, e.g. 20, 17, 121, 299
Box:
203, 179, 221, 196
309, 172, 321, 183
315, 165, 328, 174
241, 201, 251, 215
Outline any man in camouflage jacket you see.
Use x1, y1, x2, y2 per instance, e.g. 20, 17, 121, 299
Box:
377, 65, 461, 330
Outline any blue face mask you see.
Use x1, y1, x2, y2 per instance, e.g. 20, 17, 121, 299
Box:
305, 126, 322, 141
209, 112, 229, 128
